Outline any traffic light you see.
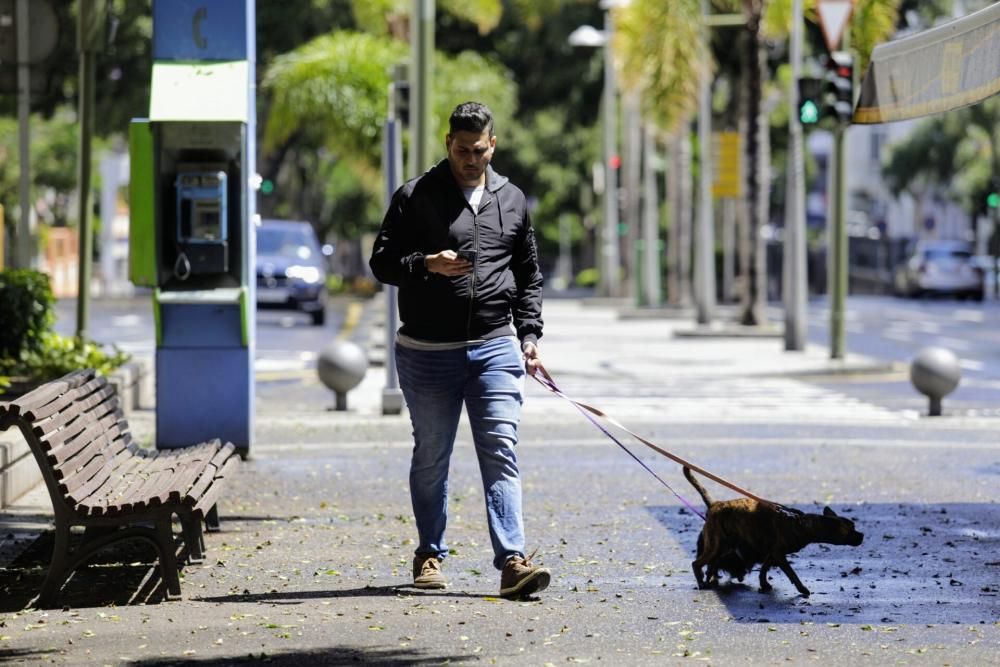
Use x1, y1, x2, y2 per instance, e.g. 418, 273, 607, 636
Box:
823, 52, 854, 124
797, 77, 822, 125
988, 192, 999, 209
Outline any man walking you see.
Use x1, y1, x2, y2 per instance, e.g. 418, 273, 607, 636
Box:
369, 101, 549, 600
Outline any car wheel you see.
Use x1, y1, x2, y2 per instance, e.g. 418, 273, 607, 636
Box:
972, 290, 984, 302
311, 308, 326, 326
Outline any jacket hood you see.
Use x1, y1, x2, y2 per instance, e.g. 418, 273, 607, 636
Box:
430, 159, 509, 193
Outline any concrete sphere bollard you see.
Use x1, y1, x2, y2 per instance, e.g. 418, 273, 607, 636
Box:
909, 346, 961, 417
317, 340, 368, 411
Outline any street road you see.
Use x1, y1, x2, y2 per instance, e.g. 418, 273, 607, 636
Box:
800, 294, 1000, 415
52, 292, 356, 378
55, 292, 1000, 416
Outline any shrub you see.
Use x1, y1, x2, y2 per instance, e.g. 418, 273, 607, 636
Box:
0, 269, 129, 394
575, 267, 600, 288
0, 269, 55, 358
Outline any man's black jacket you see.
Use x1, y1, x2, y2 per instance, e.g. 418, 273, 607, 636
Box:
369, 160, 543, 345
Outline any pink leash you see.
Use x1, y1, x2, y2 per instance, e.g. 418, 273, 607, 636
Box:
531, 363, 783, 520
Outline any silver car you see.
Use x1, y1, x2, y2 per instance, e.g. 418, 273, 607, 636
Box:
893, 240, 983, 301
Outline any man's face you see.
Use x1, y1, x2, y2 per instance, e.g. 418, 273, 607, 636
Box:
446, 129, 496, 187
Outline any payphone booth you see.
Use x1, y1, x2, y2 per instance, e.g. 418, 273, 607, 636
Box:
129, 0, 256, 456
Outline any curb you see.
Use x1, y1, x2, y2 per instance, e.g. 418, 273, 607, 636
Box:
673, 324, 784, 338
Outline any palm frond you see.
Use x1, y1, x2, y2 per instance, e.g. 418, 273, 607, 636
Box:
612, 0, 705, 133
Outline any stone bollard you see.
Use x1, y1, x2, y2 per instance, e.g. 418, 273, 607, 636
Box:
909, 347, 961, 417
317, 340, 369, 411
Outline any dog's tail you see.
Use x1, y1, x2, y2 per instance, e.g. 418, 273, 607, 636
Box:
683, 466, 713, 508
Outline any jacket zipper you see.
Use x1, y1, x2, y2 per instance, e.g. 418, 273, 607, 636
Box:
466, 195, 487, 338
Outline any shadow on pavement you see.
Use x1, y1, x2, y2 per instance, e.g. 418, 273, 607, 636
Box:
0, 648, 61, 662
195, 583, 487, 604
648, 502, 1000, 625
0, 530, 175, 611
129, 645, 474, 665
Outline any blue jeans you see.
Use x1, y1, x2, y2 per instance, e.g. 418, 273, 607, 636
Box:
395, 336, 526, 570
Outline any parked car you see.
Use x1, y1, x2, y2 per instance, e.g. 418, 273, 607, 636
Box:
256, 219, 327, 325
892, 239, 983, 301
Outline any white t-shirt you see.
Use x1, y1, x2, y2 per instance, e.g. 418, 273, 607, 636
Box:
462, 185, 485, 213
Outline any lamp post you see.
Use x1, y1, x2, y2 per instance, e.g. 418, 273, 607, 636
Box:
569, 21, 619, 298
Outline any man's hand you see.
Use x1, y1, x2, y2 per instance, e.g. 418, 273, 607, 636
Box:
425, 250, 473, 276
522, 340, 541, 376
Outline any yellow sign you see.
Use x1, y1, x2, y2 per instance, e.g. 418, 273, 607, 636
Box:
712, 132, 742, 199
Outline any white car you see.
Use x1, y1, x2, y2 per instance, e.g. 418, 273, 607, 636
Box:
893, 240, 984, 301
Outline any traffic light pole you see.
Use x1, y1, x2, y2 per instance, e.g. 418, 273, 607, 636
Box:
828, 27, 851, 360
783, 0, 807, 352
829, 123, 847, 359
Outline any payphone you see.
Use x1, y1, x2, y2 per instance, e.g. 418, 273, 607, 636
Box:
129, 0, 256, 456
174, 167, 228, 277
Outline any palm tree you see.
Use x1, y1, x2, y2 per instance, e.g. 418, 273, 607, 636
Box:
613, 0, 704, 305
260, 2, 521, 269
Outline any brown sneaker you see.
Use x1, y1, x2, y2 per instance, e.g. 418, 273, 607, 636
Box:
413, 555, 447, 589
499, 550, 550, 600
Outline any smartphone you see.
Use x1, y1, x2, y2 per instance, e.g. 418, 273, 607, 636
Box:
457, 249, 478, 264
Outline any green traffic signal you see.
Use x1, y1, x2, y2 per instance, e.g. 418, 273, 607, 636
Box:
988, 192, 999, 209
797, 77, 823, 126
261, 178, 274, 195
800, 99, 820, 124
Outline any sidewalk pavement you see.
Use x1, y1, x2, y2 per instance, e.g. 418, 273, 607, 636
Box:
1, 297, 998, 665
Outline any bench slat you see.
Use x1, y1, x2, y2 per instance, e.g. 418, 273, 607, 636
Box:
58, 432, 130, 496
33, 387, 119, 441
192, 455, 240, 518
85, 443, 167, 516
48, 408, 125, 471
5, 369, 94, 418
77, 455, 147, 515
21, 376, 108, 423
112, 453, 187, 514
66, 445, 138, 506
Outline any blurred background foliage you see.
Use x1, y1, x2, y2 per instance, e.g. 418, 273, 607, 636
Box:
0, 0, 988, 283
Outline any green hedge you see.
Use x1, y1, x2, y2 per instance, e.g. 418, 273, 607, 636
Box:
0, 269, 55, 359
0, 269, 129, 393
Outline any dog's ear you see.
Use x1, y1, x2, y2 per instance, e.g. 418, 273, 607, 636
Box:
823, 506, 838, 517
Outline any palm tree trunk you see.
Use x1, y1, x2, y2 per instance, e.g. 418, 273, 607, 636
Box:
679, 125, 694, 306
667, 131, 680, 305
754, 39, 770, 314
740, 2, 764, 326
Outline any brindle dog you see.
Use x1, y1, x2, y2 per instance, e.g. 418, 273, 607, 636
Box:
683, 467, 864, 597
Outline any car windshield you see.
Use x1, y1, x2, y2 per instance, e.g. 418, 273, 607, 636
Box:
924, 248, 971, 261
258, 226, 316, 261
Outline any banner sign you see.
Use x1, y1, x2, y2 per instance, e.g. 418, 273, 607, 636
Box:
854, 2, 1000, 124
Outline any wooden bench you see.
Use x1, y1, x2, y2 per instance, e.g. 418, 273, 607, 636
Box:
0, 368, 240, 606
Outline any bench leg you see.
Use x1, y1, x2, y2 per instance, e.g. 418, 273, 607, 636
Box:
155, 518, 182, 600
178, 511, 205, 564
36, 522, 72, 608
205, 505, 220, 533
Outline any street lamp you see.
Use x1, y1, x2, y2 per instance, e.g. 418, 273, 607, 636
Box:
568, 3, 623, 298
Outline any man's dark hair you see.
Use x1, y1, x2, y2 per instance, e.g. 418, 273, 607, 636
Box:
449, 102, 494, 137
